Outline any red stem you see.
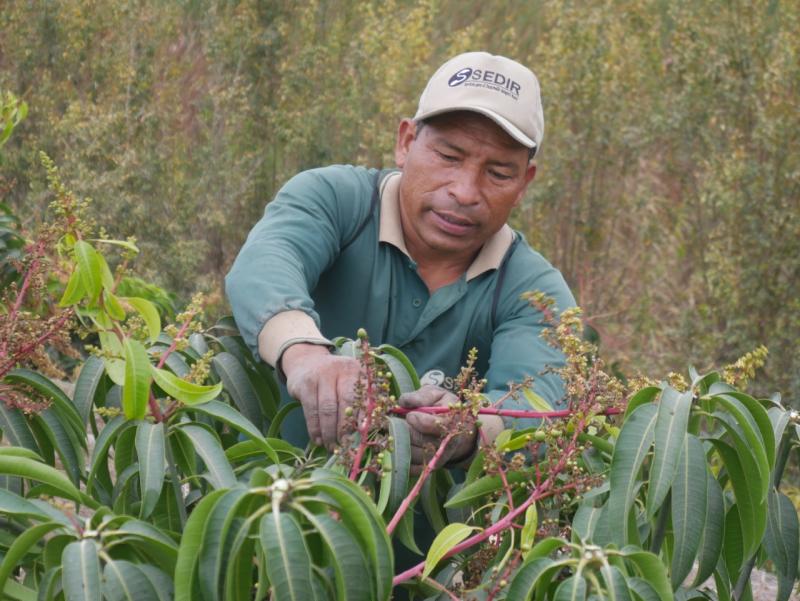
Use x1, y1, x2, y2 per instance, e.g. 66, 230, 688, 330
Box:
479, 427, 514, 509
386, 432, 456, 535
0, 309, 73, 376
349, 339, 378, 481
156, 316, 194, 369
0, 253, 42, 360
390, 406, 621, 419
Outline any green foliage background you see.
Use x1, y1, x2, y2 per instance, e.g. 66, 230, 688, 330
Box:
1, 0, 798, 403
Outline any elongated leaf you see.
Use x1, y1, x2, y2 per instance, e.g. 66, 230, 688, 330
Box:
0, 454, 96, 507
135, 421, 165, 518
103, 560, 161, 601
59, 267, 84, 306
620, 548, 672, 601
104, 290, 127, 320
608, 403, 657, 546
0, 522, 64, 594
151, 366, 222, 405
722, 505, 744, 582
174, 489, 228, 601
376, 344, 420, 389
260, 511, 315, 601
116, 520, 179, 573
182, 400, 277, 463
5, 369, 84, 439
0, 402, 37, 451
647, 388, 692, 516
33, 408, 82, 485
601, 564, 633, 601
178, 424, 236, 488
763, 489, 799, 601
521, 503, 538, 550
63, 539, 102, 601
444, 469, 532, 508
691, 470, 724, 587
309, 470, 393, 601
137, 566, 173, 601
523, 387, 552, 412
524, 536, 565, 564
505, 557, 555, 601
710, 387, 775, 468
123, 338, 152, 420
74, 240, 102, 302
304, 511, 371, 601
712, 395, 770, 496
423, 522, 477, 579
624, 386, 661, 419
73, 356, 105, 425
712, 439, 766, 559
266, 400, 301, 439
0, 488, 50, 519
124, 297, 161, 342
88, 416, 134, 495
212, 353, 264, 428
670, 434, 707, 588
198, 488, 249, 601
395, 507, 422, 555
99, 331, 126, 386
386, 416, 410, 513
627, 578, 664, 601
378, 352, 417, 396
553, 576, 586, 601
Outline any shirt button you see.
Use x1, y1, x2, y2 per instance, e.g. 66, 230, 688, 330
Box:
412, 298, 422, 308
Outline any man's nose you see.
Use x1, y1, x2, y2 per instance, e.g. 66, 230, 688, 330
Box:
448, 167, 482, 206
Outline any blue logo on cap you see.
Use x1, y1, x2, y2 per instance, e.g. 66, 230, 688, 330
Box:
448, 68, 472, 87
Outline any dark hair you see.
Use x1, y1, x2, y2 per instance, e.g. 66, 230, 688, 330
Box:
414, 117, 537, 161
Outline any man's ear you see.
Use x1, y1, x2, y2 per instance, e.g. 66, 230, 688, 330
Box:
512, 162, 537, 207
394, 118, 417, 169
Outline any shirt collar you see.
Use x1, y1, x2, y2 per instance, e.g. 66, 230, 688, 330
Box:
378, 171, 515, 281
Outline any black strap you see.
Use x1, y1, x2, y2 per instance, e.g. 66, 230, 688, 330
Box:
490, 233, 520, 331
340, 171, 383, 252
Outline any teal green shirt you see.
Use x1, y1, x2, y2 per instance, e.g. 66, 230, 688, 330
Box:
225, 165, 576, 444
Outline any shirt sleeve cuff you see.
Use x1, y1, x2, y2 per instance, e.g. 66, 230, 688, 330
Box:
257, 310, 330, 366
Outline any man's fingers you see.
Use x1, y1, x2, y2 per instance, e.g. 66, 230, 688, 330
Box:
292, 379, 322, 446
398, 384, 448, 408
406, 410, 446, 436
316, 380, 340, 448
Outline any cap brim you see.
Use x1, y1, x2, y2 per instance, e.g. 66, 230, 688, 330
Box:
414, 105, 537, 149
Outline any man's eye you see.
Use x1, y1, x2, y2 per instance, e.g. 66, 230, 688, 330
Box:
489, 170, 512, 181
437, 151, 458, 162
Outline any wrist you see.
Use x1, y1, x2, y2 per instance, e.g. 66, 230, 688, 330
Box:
278, 340, 334, 381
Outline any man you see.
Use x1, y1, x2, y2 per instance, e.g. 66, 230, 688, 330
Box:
225, 52, 575, 470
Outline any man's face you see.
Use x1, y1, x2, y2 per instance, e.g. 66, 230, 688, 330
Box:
394, 111, 536, 263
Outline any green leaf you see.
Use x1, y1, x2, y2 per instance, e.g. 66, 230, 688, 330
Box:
386, 416, 410, 513
377, 352, 418, 395
376, 344, 420, 389
99, 331, 126, 386
104, 290, 127, 321
116, 520, 179, 573
505, 557, 555, 601
309, 470, 394, 601
422, 522, 477, 579
266, 400, 301, 439
151, 366, 222, 405
182, 400, 277, 463
197, 487, 249, 601
553, 576, 587, 601
711, 439, 767, 559
32, 408, 83, 485
259, 511, 316, 601
136, 421, 166, 519
524, 536, 566, 564
444, 469, 532, 508
63, 539, 102, 601
691, 470, 724, 587
763, 489, 799, 601
0, 401, 37, 451
90, 238, 140, 253
73, 356, 105, 425
174, 489, 228, 601
620, 548, 673, 601
0, 488, 51, 519
607, 403, 657, 547
395, 507, 422, 555
420, 468, 451, 533
0, 522, 65, 595
0, 453, 97, 507
627, 578, 664, 601
722, 504, 744, 581
124, 297, 161, 343
88, 416, 134, 495
59, 267, 84, 306
103, 560, 161, 601
647, 388, 692, 516
212, 352, 264, 429
73, 240, 102, 303
4, 368, 84, 440
572, 502, 606, 544
521, 503, 538, 550
178, 424, 237, 488
670, 434, 707, 588
123, 338, 152, 420
1, 579, 37, 601
523, 387, 552, 412
624, 386, 661, 419
600, 564, 634, 601
303, 511, 372, 601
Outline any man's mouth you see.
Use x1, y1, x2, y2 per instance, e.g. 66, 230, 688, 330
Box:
431, 211, 475, 235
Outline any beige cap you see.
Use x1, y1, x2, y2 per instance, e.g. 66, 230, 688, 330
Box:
415, 52, 544, 154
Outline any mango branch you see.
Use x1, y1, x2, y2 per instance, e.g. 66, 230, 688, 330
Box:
389, 405, 622, 419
